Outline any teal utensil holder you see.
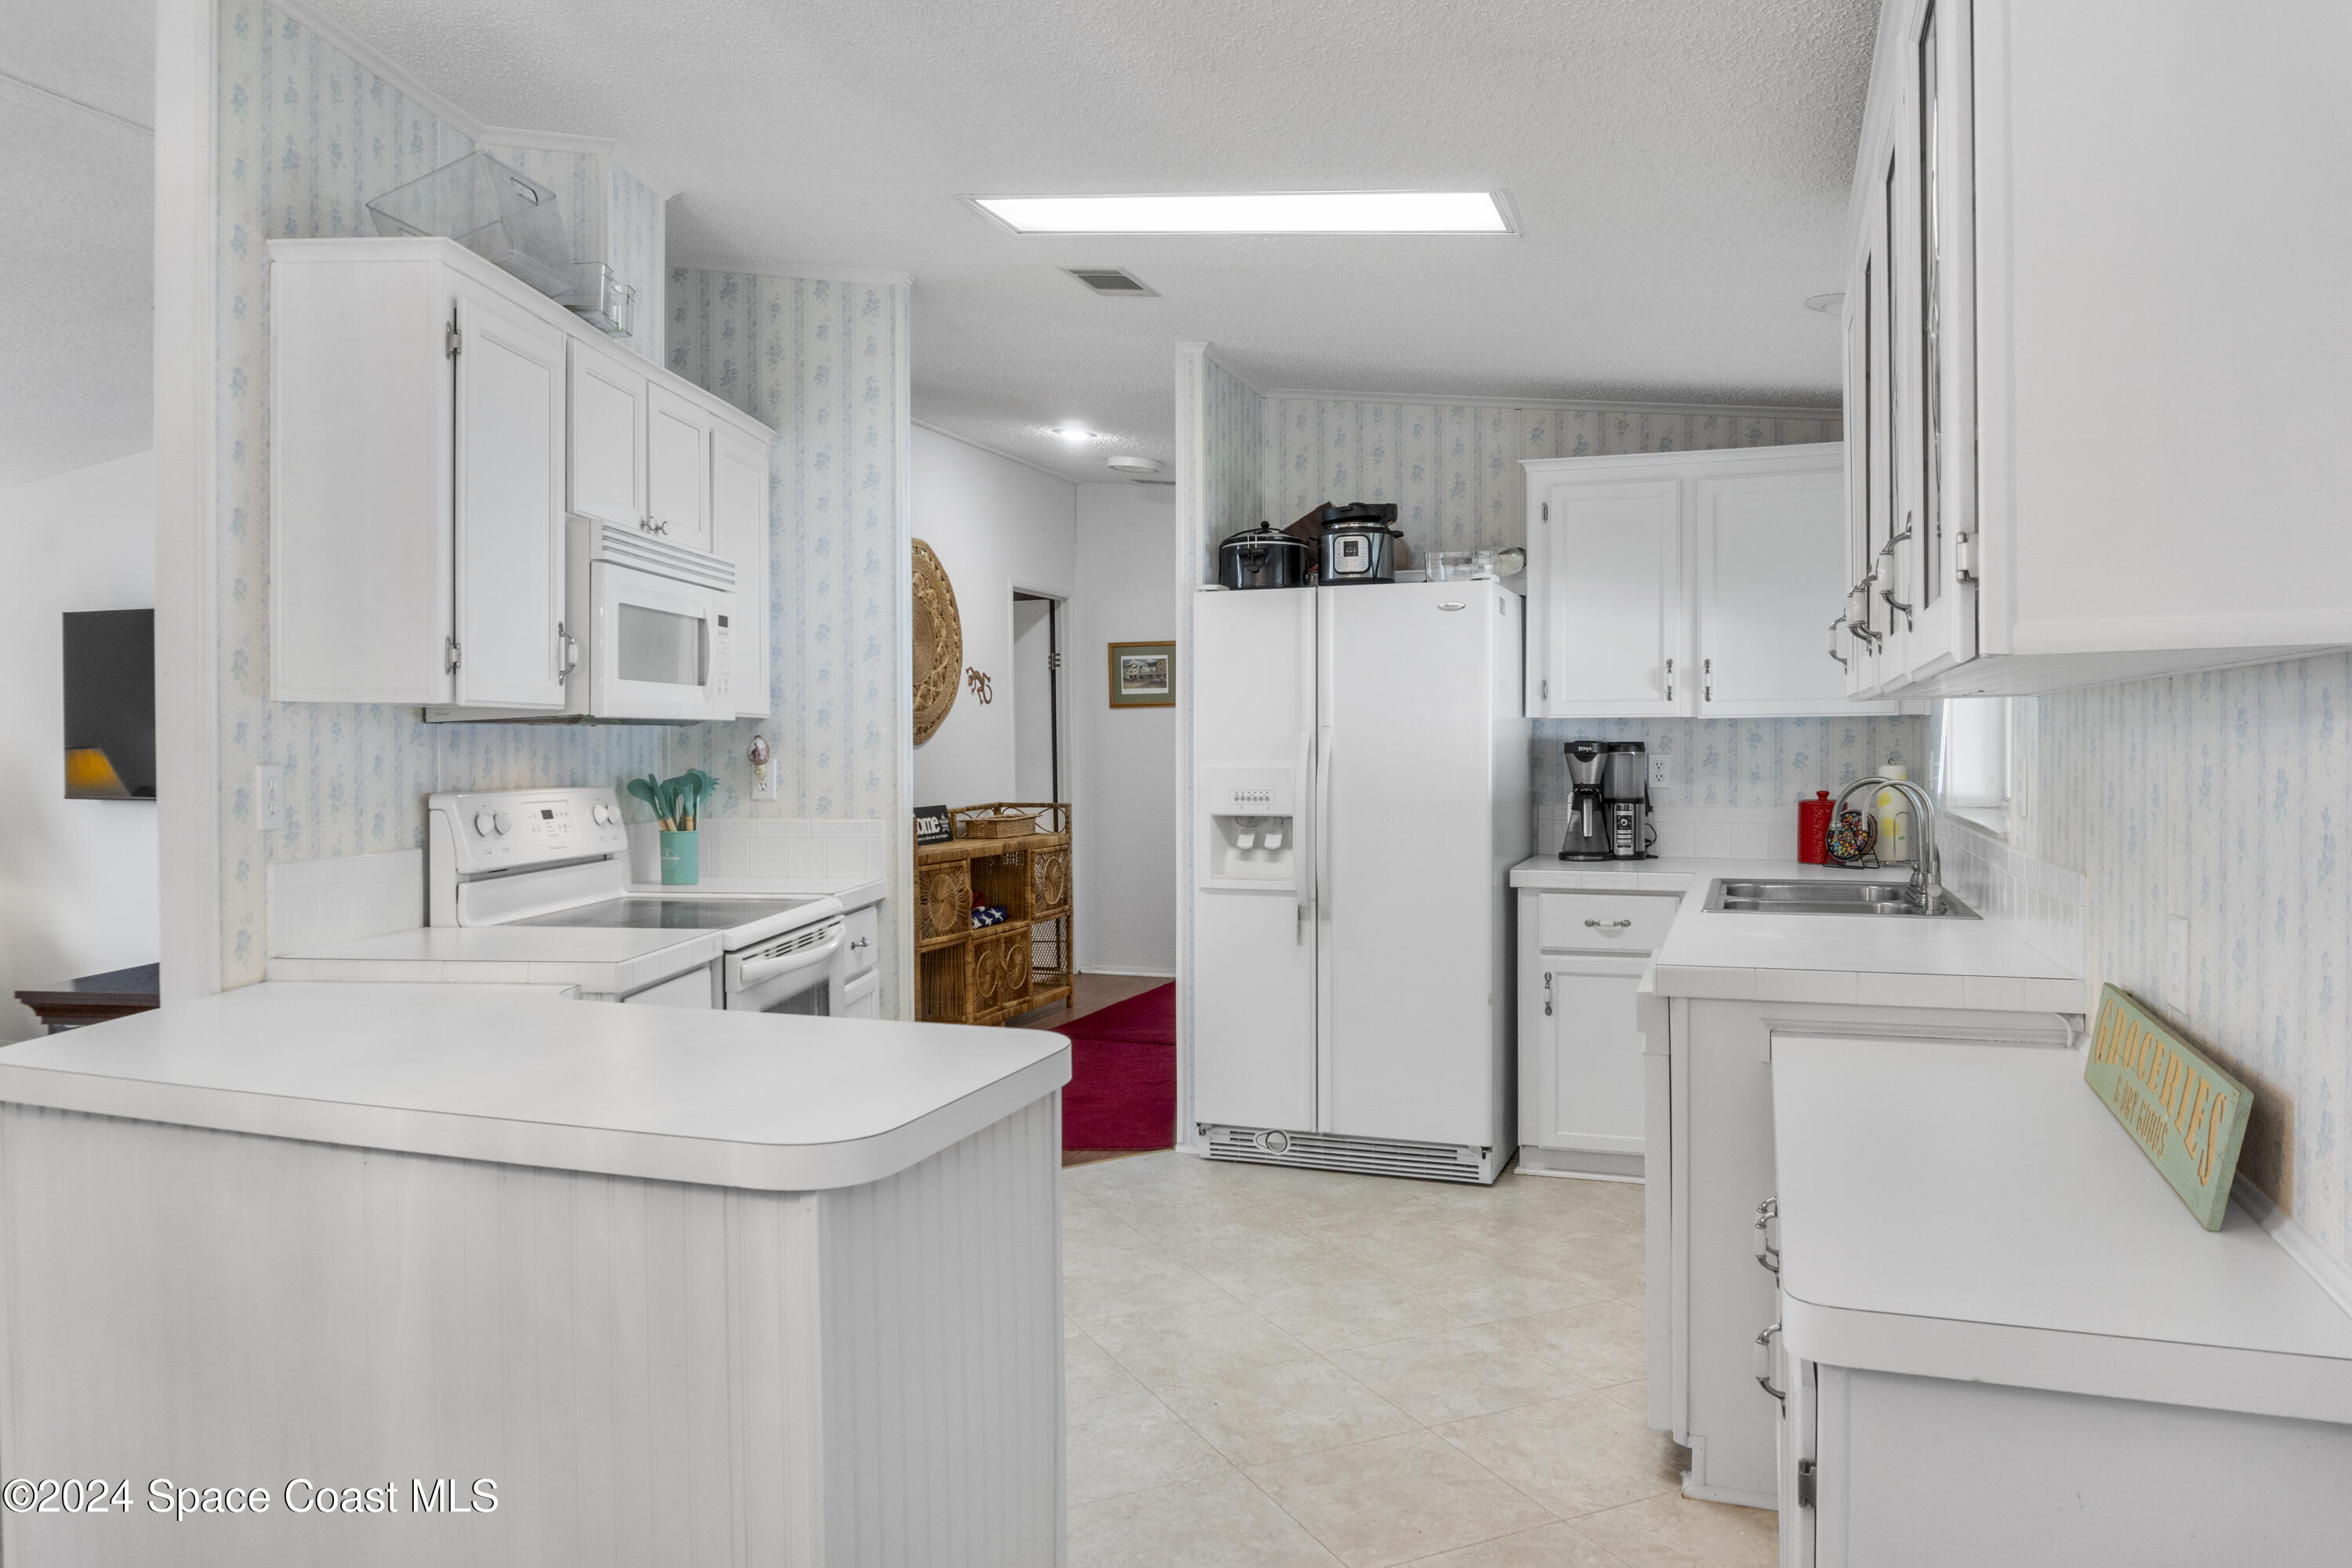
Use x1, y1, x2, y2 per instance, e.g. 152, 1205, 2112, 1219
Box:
660, 829, 699, 885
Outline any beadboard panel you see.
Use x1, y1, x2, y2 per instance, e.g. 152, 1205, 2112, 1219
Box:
0, 1095, 1060, 1565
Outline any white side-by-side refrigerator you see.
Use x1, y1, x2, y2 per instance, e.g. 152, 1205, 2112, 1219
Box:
1191, 578, 1530, 1183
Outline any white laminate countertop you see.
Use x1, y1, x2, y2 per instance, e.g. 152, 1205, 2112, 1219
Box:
1509, 855, 2083, 1011
268, 924, 723, 993
624, 875, 888, 911
0, 982, 1069, 1192
1769, 1033, 2352, 1425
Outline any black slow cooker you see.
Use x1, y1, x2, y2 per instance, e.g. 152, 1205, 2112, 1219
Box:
1217, 524, 1313, 590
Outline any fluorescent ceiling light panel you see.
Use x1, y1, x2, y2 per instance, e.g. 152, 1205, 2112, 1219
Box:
974, 191, 1512, 235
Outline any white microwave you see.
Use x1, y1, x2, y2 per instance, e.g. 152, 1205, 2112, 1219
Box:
429, 521, 736, 724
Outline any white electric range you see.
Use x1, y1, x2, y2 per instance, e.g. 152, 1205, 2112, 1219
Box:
423, 786, 858, 1013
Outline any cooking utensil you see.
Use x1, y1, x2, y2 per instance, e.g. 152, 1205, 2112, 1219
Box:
1317, 502, 1401, 585
1218, 524, 1313, 590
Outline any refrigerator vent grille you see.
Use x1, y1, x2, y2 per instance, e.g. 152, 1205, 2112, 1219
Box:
1199, 1125, 1487, 1184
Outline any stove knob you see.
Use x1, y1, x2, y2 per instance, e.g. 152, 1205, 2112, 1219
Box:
592, 802, 612, 826
473, 811, 495, 837
493, 811, 513, 836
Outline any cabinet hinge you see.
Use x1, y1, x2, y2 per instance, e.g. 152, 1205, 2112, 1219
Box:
1798, 1459, 1817, 1508
1541, 678, 1549, 701
1048, 651, 1062, 670
445, 322, 462, 358
1954, 532, 1976, 582
445, 636, 461, 673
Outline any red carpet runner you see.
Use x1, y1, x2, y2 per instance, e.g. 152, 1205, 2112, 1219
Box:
1060, 983, 1176, 1152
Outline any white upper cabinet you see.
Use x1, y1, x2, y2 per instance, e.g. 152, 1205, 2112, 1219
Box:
647, 386, 713, 554
1528, 473, 1684, 715
451, 293, 567, 710
1526, 445, 1903, 719
271, 240, 568, 710
1842, 0, 2352, 696
270, 237, 774, 715
566, 339, 647, 530
711, 426, 772, 717
1695, 461, 1857, 714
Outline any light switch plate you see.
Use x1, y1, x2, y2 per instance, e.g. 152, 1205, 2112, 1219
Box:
1650, 754, 1674, 792
256, 765, 283, 833
2167, 914, 2190, 1014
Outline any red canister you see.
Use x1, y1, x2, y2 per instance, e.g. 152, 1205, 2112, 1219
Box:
1798, 791, 1833, 864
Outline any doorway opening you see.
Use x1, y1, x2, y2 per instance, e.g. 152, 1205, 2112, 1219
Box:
1011, 590, 1063, 802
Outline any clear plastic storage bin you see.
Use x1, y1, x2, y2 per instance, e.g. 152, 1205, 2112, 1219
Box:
365, 151, 574, 297
564, 262, 637, 338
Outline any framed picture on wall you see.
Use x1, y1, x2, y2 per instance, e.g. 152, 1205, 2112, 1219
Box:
1108, 642, 1175, 708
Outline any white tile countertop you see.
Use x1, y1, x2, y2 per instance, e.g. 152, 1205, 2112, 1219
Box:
1509, 855, 2085, 1013
0, 983, 1070, 1192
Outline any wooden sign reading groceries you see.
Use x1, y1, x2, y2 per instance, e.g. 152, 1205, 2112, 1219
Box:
2085, 985, 2252, 1230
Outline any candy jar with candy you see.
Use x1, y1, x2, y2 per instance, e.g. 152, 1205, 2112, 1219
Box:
1825, 807, 1877, 866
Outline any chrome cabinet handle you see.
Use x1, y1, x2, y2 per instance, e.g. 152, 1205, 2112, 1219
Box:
850, 936, 871, 951
1664, 657, 1675, 702
1755, 1322, 1785, 1405
1542, 971, 1553, 1017
1755, 1198, 1780, 1275
1584, 918, 1634, 931
1827, 617, 1849, 669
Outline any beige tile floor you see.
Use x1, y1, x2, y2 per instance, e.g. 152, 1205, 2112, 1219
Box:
1062, 1152, 1777, 1568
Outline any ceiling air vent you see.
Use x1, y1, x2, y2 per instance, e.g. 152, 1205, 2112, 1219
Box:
1065, 267, 1159, 298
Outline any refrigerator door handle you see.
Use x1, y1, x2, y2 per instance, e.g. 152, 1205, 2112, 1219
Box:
1316, 723, 1334, 917
1294, 725, 1313, 941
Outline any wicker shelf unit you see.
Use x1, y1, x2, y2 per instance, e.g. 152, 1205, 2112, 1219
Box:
915, 803, 1073, 1025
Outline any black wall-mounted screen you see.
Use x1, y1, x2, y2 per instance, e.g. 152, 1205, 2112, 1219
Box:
63, 609, 155, 800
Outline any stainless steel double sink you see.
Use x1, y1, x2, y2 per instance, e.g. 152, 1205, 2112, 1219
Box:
1702, 879, 1980, 919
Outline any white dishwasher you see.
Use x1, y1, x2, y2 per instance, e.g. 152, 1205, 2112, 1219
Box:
1515, 888, 1681, 1179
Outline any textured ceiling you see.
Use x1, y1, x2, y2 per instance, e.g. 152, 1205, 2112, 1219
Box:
331, 0, 1867, 482
0, 0, 155, 489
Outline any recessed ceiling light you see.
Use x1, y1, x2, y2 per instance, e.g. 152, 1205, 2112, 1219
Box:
1052, 426, 1098, 442
1108, 455, 1164, 476
1804, 292, 1846, 314
973, 191, 1514, 236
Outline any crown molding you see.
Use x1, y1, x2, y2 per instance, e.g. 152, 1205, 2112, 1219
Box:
668, 255, 914, 289
272, 0, 483, 140
1192, 343, 1267, 398
1260, 387, 1842, 420
910, 420, 1083, 487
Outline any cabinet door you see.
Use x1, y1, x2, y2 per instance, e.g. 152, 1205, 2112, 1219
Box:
1698, 466, 1903, 715
646, 385, 712, 553
567, 340, 646, 528
1536, 477, 1686, 715
1890, 0, 1979, 684
452, 289, 566, 710
1531, 956, 1649, 1155
712, 426, 772, 716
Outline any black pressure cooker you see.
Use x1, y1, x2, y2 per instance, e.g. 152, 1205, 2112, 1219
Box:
1217, 524, 1313, 590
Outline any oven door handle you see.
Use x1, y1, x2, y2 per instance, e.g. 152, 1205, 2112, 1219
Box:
732, 925, 844, 987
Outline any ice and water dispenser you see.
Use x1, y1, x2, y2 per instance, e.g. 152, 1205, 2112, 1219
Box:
1200, 767, 1299, 886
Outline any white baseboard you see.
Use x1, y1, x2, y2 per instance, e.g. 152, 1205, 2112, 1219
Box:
1080, 967, 1175, 979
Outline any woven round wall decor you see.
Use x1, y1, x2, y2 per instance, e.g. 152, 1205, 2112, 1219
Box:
911, 538, 963, 746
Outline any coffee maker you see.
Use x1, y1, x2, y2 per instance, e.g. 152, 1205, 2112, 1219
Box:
1559, 742, 1610, 860
1602, 741, 1655, 860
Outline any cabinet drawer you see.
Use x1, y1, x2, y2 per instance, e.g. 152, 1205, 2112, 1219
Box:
1537, 892, 1678, 953
842, 905, 879, 979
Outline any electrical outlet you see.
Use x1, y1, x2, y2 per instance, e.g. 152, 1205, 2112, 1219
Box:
256, 765, 283, 833
1649, 754, 1674, 793
749, 733, 778, 800
2167, 914, 2190, 1016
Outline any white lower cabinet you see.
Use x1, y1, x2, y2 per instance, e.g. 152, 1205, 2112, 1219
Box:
1516, 890, 1679, 1179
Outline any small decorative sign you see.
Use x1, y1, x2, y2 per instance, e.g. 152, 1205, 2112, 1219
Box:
2084, 985, 2252, 1230
912, 804, 953, 845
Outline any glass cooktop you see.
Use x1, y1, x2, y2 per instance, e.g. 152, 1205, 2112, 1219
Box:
512, 898, 804, 931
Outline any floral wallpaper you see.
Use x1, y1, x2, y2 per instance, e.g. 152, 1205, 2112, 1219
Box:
1259, 398, 1842, 565
664, 265, 911, 1014
215, 2, 666, 985
2009, 655, 2352, 1272
1533, 715, 1923, 813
